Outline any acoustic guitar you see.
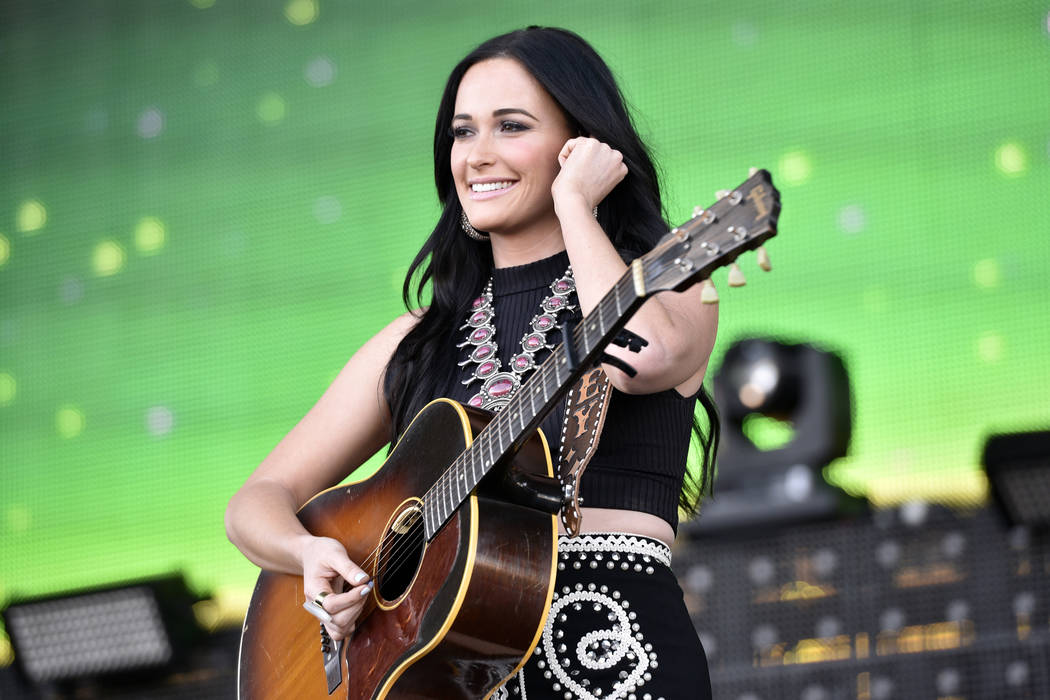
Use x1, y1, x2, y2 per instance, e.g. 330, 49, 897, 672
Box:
237, 169, 781, 699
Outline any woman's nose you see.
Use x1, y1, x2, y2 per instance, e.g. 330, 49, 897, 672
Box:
466, 133, 496, 169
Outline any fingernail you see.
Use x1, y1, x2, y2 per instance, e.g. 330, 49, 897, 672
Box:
353, 572, 368, 584
360, 582, 373, 597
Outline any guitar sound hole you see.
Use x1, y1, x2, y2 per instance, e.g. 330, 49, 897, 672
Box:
376, 508, 425, 602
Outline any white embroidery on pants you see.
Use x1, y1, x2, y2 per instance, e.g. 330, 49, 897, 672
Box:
540, 588, 652, 700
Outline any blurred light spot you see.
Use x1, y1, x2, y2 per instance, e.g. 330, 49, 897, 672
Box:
946, 599, 970, 623
305, 56, 336, 87
93, 240, 127, 277
778, 150, 812, 186
221, 230, 248, 258
937, 668, 960, 695
57, 405, 85, 439
313, 196, 343, 224
879, 607, 905, 633
59, 276, 85, 305
257, 92, 286, 124
1006, 660, 1030, 687
995, 142, 1027, 176
0, 372, 16, 406
135, 216, 167, 254
815, 616, 841, 639
973, 258, 1000, 289
146, 405, 175, 437
193, 60, 220, 88
0, 636, 12, 668
137, 107, 165, 139
6, 504, 31, 533
862, 287, 887, 314
731, 21, 758, 46
85, 107, 109, 133
0, 233, 9, 267
285, 0, 319, 25
16, 199, 47, 234
189, 0, 215, 8
837, 204, 867, 234
0, 320, 19, 346
977, 331, 1004, 363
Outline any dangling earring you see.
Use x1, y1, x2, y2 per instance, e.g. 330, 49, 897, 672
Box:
593, 206, 599, 219
460, 212, 489, 241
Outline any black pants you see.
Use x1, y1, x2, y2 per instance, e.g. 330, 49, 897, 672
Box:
495, 533, 712, 700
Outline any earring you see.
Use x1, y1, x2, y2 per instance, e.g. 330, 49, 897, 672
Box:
460, 212, 489, 241
593, 206, 599, 219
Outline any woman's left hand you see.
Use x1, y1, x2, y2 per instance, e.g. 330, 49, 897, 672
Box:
552, 137, 628, 212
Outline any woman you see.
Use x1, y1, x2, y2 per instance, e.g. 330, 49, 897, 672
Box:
226, 27, 718, 699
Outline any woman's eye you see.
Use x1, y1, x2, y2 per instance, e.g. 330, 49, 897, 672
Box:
500, 121, 527, 132
451, 126, 473, 138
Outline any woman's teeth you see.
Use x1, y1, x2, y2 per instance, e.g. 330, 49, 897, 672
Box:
471, 181, 514, 192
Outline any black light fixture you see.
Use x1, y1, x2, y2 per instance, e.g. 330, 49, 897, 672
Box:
688, 338, 861, 534
2, 574, 200, 688
982, 430, 1050, 529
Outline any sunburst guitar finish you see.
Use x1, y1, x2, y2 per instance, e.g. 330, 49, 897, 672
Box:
237, 399, 558, 699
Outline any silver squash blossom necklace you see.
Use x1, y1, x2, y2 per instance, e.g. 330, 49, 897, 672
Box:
458, 267, 576, 411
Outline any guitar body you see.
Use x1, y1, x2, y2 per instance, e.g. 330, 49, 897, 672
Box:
238, 399, 558, 699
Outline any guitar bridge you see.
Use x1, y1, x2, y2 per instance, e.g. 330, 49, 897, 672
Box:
319, 622, 345, 694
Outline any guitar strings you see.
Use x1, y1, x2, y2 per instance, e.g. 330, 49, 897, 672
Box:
351, 274, 636, 584
347, 234, 694, 587
357, 198, 765, 581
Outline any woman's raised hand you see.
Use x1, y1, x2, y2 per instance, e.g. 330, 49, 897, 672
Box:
552, 137, 628, 212
301, 536, 373, 641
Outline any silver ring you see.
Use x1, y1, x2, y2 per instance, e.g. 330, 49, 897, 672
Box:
313, 591, 330, 609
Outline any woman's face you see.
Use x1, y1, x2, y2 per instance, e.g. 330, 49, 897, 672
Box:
450, 58, 574, 238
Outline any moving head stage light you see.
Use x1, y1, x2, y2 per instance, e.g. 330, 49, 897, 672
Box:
690, 338, 863, 535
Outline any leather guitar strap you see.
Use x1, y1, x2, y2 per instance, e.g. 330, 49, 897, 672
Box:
558, 366, 612, 537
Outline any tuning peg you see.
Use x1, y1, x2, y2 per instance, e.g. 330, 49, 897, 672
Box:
692, 206, 704, 218
749, 167, 758, 177
715, 189, 731, 200
728, 263, 747, 287
757, 246, 772, 271
700, 279, 719, 304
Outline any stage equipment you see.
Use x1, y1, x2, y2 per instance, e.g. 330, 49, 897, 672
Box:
689, 338, 859, 534
1, 574, 200, 687
982, 429, 1050, 529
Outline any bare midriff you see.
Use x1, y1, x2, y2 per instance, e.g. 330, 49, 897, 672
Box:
558, 507, 674, 548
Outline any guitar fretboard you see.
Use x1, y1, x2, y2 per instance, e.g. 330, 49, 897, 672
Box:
421, 266, 645, 539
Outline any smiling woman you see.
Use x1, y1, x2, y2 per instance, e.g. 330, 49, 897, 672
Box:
226, 26, 719, 700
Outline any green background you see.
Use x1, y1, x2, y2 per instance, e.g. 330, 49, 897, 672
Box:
2, 0, 1048, 653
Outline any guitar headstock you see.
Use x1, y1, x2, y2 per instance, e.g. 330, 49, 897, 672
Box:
641, 169, 780, 297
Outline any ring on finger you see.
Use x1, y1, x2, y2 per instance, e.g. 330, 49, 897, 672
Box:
313, 591, 330, 610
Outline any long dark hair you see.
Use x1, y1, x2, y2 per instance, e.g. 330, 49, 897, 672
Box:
383, 26, 717, 514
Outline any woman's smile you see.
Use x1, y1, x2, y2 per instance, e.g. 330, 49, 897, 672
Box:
469, 179, 519, 199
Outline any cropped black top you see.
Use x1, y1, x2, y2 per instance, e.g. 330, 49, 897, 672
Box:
440, 251, 697, 533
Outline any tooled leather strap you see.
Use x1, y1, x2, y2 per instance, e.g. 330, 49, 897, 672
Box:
558, 367, 612, 537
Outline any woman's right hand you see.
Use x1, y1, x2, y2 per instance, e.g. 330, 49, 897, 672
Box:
301, 536, 374, 641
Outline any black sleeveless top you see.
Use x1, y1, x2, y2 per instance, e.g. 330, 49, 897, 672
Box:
440, 251, 696, 533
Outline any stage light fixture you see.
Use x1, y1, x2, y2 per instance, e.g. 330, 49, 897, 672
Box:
1, 575, 200, 686
688, 338, 860, 534
982, 430, 1050, 529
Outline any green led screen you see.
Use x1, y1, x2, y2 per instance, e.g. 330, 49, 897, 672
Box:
2, 0, 1049, 652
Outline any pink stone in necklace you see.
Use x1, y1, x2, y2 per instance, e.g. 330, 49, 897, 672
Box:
458, 268, 575, 411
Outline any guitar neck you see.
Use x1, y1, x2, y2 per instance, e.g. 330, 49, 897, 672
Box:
422, 266, 646, 539
420, 168, 782, 539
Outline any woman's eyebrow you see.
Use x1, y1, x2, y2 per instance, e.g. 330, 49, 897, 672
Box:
452, 107, 539, 121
